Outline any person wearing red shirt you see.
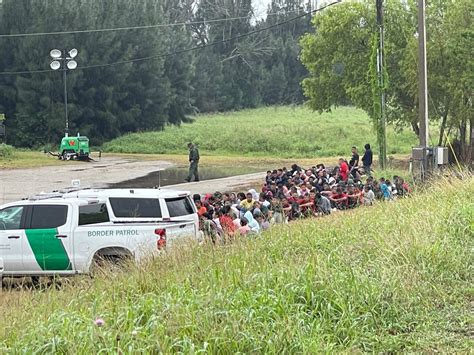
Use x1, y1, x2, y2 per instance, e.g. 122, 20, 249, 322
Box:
195, 200, 207, 217
281, 198, 293, 220
218, 206, 236, 237
329, 186, 348, 209
347, 184, 362, 208
298, 193, 313, 217
338, 158, 349, 182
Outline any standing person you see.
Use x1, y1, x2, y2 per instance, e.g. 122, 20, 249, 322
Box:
338, 158, 350, 182
185, 142, 200, 182
349, 146, 359, 178
361, 144, 373, 177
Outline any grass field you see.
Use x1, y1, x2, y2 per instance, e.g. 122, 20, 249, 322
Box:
103, 106, 418, 157
0, 175, 472, 352
0, 150, 65, 169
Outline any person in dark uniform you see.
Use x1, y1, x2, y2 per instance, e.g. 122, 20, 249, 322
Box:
349, 146, 359, 178
185, 142, 200, 182
362, 143, 373, 177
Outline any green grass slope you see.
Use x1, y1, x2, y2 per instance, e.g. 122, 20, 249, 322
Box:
103, 106, 418, 157
1, 176, 472, 352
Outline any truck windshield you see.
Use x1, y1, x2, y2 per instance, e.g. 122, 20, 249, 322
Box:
165, 197, 194, 217
109, 198, 162, 218
0, 206, 24, 230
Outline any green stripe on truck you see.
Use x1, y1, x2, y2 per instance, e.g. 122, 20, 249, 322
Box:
25, 229, 72, 271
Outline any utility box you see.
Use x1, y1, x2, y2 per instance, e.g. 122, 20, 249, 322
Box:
435, 146, 448, 165
412, 147, 426, 160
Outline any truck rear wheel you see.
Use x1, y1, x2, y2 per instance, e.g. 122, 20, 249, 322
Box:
89, 248, 133, 277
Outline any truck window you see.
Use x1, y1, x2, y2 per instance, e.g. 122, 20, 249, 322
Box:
165, 197, 194, 217
0, 206, 25, 230
79, 204, 110, 225
109, 198, 161, 218
30, 205, 68, 229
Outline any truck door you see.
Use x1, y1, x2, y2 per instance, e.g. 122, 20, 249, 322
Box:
164, 197, 198, 240
0, 205, 27, 273
23, 204, 73, 272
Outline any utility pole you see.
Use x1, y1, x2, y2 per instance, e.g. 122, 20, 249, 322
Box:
418, 0, 429, 169
376, 0, 387, 169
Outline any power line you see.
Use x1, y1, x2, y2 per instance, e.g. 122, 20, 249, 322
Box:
0, 6, 322, 39
0, 1, 340, 76
0, 15, 252, 39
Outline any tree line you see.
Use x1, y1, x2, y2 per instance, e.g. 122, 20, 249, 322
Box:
0, 0, 471, 162
0, 0, 313, 146
300, 0, 473, 162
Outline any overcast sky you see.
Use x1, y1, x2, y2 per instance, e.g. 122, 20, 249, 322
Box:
254, 0, 270, 18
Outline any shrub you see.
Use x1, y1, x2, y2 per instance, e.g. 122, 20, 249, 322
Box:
0, 143, 14, 158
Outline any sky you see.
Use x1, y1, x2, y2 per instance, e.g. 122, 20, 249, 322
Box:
252, 1, 325, 19
254, 0, 271, 18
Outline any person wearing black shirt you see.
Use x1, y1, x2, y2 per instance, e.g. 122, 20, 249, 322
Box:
349, 146, 359, 178
361, 143, 373, 177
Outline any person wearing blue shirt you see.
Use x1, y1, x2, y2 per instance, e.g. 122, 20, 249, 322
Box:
379, 177, 391, 200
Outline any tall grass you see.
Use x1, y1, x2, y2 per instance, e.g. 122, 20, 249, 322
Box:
103, 106, 418, 157
0, 143, 14, 158
0, 176, 472, 352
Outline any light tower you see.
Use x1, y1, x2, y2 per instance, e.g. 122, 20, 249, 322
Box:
50, 48, 78, 136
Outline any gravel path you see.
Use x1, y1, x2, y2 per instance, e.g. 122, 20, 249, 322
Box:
0, 156, 265, 204
166, 172, 265, 195
0, 156, 174, 204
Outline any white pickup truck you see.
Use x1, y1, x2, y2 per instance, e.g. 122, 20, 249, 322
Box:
0, 194, 197, 279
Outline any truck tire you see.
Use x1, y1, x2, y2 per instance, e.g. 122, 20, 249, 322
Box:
31, 276, 40, 288
89, 248, 133, 277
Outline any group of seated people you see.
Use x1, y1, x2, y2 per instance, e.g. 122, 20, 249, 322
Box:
193, 159, 410, 240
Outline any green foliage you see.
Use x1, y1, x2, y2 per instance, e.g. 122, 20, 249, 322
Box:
300, 0, 473, 161
0, 176, 472, 352
0, 143, 14, 158
0, 0, 197, 147
0, 0, 315, 147
103, 106, 417, 157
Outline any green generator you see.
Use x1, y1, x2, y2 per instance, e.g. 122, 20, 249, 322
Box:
59, 134, 90, 160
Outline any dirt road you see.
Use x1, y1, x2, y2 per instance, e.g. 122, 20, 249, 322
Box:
0, 156, 264, 204
166, 172, 265, 196
0, 156, 174, 204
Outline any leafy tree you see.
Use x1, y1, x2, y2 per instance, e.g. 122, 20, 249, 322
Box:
300, 0, 473, 162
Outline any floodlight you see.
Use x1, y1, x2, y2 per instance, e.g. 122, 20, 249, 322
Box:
50, 49, 62, 59
50, 60, 61, 70
66, 60, 77, 70
68, 48, 78, 58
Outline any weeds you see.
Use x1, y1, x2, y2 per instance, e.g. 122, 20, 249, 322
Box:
0, 143, 14, 158
0, 176, 472, 352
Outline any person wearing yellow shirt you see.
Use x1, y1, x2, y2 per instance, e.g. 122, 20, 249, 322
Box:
240, 192, 255, 210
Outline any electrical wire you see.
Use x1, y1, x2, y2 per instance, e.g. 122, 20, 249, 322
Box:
0, 5, 326, 39
0, 1, 340, 75
0, 15, 253, 38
